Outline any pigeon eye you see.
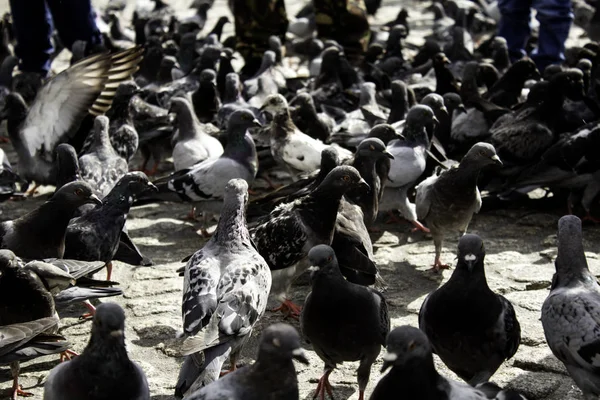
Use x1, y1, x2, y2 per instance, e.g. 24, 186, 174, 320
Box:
369, 145, 375, 151
74, 188, 83, 196
272, 338, 281, 347
408, 341, 417, 351
327, 256, 332, 262
342, 175, 350, 182
479, 150, 486, 156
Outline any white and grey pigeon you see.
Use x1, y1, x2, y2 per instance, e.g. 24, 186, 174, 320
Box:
380, 105, 437, 232
175, 179, 272, 398
260, 94, 352, 180
542, 215, 600, 399
0, 47, 142, 192
169, 96, 223, 171
183, 323, 308, 400
79, 115, 129, 198
416, 142, 502, 271
419, 234, 521, 385
151, 109, 260, 236
370, 325, 525, 400
43, 303, 150, 400
250, 166, 369, 318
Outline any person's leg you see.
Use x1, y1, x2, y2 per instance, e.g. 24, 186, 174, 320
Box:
497, 0, 533, 62
46, 0, 102, 52
532, 0, 573, 71
9, 0, 53, 74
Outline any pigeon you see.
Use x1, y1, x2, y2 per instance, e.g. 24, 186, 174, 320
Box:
382, 105, 437, 232
79, 115, 130, 197
250, 166, 369, 318
370, 326, 508, 400
174, 179, 272, 397
217, 72, 258, 130
0, 147, 21, 202
419, 234, 521, 385
183, 323, 308, 400
151, 109, 260, 236
483, 58, 540, 108
416, 143, 502, 271
191, 69, 221, 124
0, 317, 70, 400
0, 47, 143, 192
55, 144, 82, 190
170, 96, 224, 171
43, 303, 150, 400
0, 181, 101, 259
64, 172, 157, 281
289, 92, 333, 143
261, 94, 351, 179
541, 215, 600, 399
301, 245, 389, 400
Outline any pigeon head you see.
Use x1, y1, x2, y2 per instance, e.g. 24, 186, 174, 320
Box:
220, 47, 235, 61
268, 35, 284, 61
308, 244, 339, 279
168, 97, 193, 116
115, 81, 140, 100
0, 92, 27, 121
53, 181, 102, 207
92, 116, 111, 145
389, 24, 408, 40
227, 109, 261, 134
357, 138, 394, 160
316, 166, 369, 196
260, 94, 288, 117
426, 2, 446, 19
462, 142, 502, 168
289, 92, 315, 110
432, 52, 451, 67
55, 143, 80, 189
320, 46, 342, 70
443, 93, 466, 114
509, 58, 541, 81
91, 302, 126, 343
115, 172, 158, 197
258, 323, 309, 365
368, 124, 402, 144
0, 249, 19, 272
457, 234, 485, 272
553, 215, 595, 289
543, 64, 563, 80
405, 105, 438, 138
223, 178, 249, 207
550, 69, 585, 101
200, 69, 217, 84
359, 82, 377, 106
319, 148, 341, 175
381, 326, 433, 372
259, 50, 277, 71
421, 94, 448, 116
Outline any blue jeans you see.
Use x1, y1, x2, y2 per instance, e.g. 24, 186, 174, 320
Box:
9, 0, 102, 75
498, 0, 573, 71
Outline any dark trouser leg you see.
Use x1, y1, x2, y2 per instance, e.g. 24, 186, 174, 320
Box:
497, 0, 533, 63
46, 0, 102, 52
233, 0, 288, 77
532, 0, 573, 72
9, 0, 53, 74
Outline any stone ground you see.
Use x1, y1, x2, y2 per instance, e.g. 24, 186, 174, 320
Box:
1, 0, 600, 399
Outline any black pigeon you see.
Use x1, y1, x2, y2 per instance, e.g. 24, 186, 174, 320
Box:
0, 181, 101, 259
0, 47, 143, 191
191, 69, 221, 123
250, 166, 369, 318
0, 317, 69, 400
433, 53, 459, 95
483, 58, 540, 108
301, 245, 389, 400
419, 234, 521, 385
64, 172, 157, 281
55, 143, 82, 190
289, 92, 333, 142
184, 323, 308, 400
541, 215, 600, 399
416, 143, 502, 271
43, 303, 150, 400
79, 115, 129, 197
370, 326, 511, 400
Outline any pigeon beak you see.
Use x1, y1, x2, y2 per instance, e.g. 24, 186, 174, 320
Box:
89, 194, 103, 206
442, 56, 451, 65
381, 352, 397, 372
490, 154, 502, 166
252, 119, 262, 128
358, 178, 370, 191
292, 347, 309, 364
110, 329, 124, 338
146, 182, 159, 193
307, 265, 320, 272
432, 116, 440, 125
458, 105, 467, 113
383, 150, 395, 160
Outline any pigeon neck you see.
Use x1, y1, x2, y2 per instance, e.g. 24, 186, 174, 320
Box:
176, 105, 202, 140
271, 111, 296, 139
210, 18, 228, 38
103, 186, 137, 214
387, 93, 408, 124
494, 66, 531, 96
301, 189, 345, 240
386, 354, 441, 392
222, 79, 241, 104
455, 158, 483, 185
223, 131, 258, 176
311, 261, 346, 288
554, 231, 591, 287
450, 261, 491, 291
493, 48, 510, 71
213, 195, 251, 248
6, 104, 28, 140
82, 332, 131, 369
93, 126, 114, 153
108, 95, 134, 122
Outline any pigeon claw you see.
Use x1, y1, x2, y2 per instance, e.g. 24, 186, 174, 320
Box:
313, 370, 334, 400
219, 364, 238, 377
582, 212, 600, 224
429, 260, 451, 273
271, 299, 302, 319
11, 384, 33, 399
59, 349, 79, 362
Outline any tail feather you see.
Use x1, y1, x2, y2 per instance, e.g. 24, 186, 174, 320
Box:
175, 343, 231, 398
54, 286, 123, 305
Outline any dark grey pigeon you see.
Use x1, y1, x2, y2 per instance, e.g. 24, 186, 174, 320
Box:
0, 317, 69, 400
150, 109, 260, 236
191, 69, 221, 124
289, 92, 333, 142
55, 144, 81, 190
415, 142, 502, 271
184, 323, 308, 400
43, 303, 150, 400
419, 234, 521, 385
370, 326, 507, 400
0, 181, 101, 259
250, 166, 369, 318
170, 96, 223, 171
175, 179, 271, 397
79, 115, 129, 197
301, 245, 389, 400
542, 215, 600, 399
64, 172, 157, 281
0, 47, 143, 191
